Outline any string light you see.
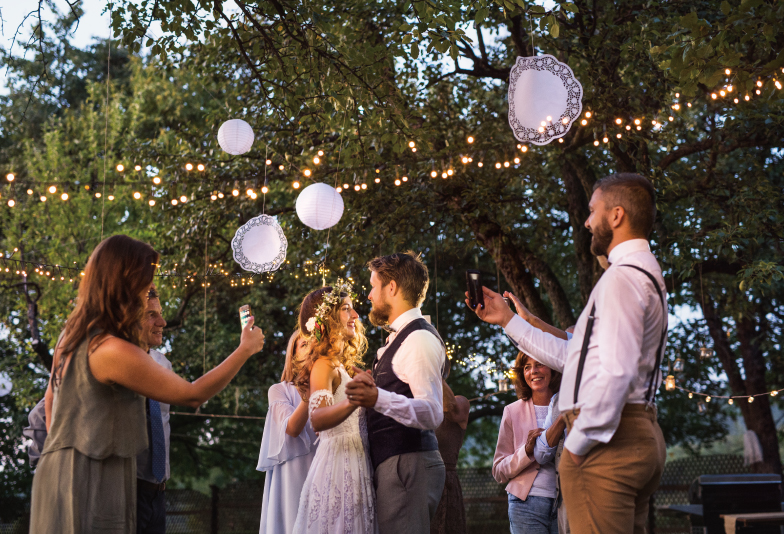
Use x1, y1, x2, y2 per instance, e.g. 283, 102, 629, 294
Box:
40, 195, 47, 202
179, 195, 188, 203
48, 185, 57, 194
197, 164, 205, 171
6, 173, 14, 182
116, 164, 124, 172
303, 169, 312, 177
61, 193, 69, 201
467, 136, 474, 143
293, 181, 301, 189
7, 199, 15, 207
134, 165, 142, 171
153, 177, 161, 185
148, 199, 156, 206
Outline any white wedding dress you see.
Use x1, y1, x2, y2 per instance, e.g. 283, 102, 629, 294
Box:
293, 365, 377, 534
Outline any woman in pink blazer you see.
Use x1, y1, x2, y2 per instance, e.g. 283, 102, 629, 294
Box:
493, 351, 562, 534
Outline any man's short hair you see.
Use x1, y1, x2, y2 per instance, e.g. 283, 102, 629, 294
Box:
593, 173, 657, 237
367, 252, 429, 307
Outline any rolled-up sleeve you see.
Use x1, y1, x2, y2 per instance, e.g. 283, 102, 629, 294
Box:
533, 398, 559, 465
503, 315, 569, 374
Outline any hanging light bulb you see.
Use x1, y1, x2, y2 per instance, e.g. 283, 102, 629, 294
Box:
153, 176, 161, 185
134, 165, 142, 171
615, 118, 622, 125
171, 199, 178, 206
148, 199, 156, 206
108, 195, 114, 201
7, 199, 15, 207
218, 192, 224, 198
594, 140, 600, 146
95, 192, 102, 198
603, 137, 609, 143
197, 164, 205, 171
673, 358, 684, 373
313, 156, 320, 164
232, 189, 239, 197
430, 171, 437, 178
133, 191, 142, 200
180, 195, 188, 203
665, 375, 675, 391
293, 181, 301, 189
728, 399, 734, 405
514, 157, 520, 164
26, 189, 33, 195
394, 179, 401, 186
116, 164, 124, 172
185, 163, 193, 171
61, 193, 69, 201
521, 146, 528, 152
467, 136, 474, 143
699, 346, 714, 360
374, 178, 380, 183
705, 396, 711, 403
408, 141, 416, 148
303, 169, 312, 177
401, 177, 407, 182
478, 162, 483, 167
6, 173, 14, 182
261, 186, 269, 194
48, 185, 57, 194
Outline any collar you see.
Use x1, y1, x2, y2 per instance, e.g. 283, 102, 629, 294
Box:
607, 238, 650, 265
388, 307, 423, 332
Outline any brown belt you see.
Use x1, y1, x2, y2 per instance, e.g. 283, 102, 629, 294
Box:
562, 403, 658, 432
137, 479, 166, 493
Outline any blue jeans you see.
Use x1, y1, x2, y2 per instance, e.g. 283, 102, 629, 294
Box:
508, 493, 558, 534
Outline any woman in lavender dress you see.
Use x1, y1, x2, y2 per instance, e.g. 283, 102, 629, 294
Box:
257, 330, 318, 534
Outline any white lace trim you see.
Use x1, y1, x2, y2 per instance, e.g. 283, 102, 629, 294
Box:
309, 389, 334, 418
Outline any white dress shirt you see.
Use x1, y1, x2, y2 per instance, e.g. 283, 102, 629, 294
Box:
373, 307, 445, 430
504, 239, 667, 456
136, 348, 172, 482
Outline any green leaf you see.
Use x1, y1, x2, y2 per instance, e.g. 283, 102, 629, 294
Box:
562, 3, 580, 13
449, 44, 459, 61
399, 23, 413, 32
550, 22, 560, 38
475, 7, 489, 25
402, 34, 413, 45
411, 42, 419, 59
720, 1, 732, 15
529, 5, 546, 14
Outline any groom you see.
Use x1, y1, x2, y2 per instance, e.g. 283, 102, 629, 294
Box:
346, 252, 446, 534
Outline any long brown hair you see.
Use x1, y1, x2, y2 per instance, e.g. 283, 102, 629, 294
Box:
294, 287, 367, 395
55, 235, 159, 384
511, 351, 562, 401
281, 330, 302, 383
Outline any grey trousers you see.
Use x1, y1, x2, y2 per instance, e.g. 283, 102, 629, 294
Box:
374, 450, 446, 534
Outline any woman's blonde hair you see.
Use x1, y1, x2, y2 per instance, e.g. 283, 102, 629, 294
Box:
281, 330, 302, 383
294, 287, 367, 395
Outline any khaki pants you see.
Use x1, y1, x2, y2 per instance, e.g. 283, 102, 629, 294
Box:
560, 404, 666, 534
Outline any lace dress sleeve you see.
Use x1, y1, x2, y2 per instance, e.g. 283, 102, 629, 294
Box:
309, 389, 334, 418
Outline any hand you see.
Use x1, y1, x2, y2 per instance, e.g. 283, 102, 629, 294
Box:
568, 449, 586, 467
465, 286, 515, 328
525, 428, 544, 458
350, 366, 375, 387
239, 317, 265, 356
344, 380, 378, 408
504, 291, 532, 323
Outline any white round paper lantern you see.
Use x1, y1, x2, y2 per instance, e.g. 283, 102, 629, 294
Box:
296, 182, 344, 230
217, 119, 254, 155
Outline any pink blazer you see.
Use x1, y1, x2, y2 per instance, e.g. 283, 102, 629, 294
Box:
492, 399, 540, 500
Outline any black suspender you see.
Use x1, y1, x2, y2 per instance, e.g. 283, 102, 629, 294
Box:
572, 264, 668, 405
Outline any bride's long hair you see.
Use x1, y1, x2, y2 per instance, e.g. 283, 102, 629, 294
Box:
293, 287, 367, 397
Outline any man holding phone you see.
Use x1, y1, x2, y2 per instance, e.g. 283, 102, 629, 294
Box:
469, 173, 667, 534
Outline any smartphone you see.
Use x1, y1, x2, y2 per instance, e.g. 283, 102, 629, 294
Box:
466, 270, 485, 310
239, 305, 252, 328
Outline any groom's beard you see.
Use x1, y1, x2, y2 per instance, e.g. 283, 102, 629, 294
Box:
369, 299, 393, 327
589, 215, 614, 258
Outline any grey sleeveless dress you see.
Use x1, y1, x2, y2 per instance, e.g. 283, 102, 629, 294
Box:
30, 331, 147, 533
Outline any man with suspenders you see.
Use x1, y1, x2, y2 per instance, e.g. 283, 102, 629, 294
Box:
470, 173, 668, 534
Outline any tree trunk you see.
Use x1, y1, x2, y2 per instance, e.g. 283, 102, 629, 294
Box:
20, 246, 52, 371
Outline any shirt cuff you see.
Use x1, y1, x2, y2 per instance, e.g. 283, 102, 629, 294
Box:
503, 314, 531, 344
564, 427, 599, 457
373, 387, 392, 414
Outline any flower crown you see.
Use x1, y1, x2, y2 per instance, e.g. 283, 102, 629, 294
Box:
304, 278, 356, 342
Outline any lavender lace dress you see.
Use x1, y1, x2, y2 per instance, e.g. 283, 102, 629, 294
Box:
292, 365, 377, 534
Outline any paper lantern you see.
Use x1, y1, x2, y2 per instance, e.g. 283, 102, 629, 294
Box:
296, 182, 344, 230
218, 119, 254, 155
231, 214, 287, 273
508, 54, 583, 146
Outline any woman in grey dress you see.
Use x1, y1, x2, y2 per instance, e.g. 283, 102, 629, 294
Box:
30, 234, 266, 533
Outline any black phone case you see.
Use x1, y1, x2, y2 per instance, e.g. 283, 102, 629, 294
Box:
466, 270, 485, 309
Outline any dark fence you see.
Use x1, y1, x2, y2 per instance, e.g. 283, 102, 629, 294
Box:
0, 454, 753, 534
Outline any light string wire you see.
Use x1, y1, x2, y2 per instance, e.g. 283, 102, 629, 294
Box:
320, 109, 349, 285
100, 14, 111, 241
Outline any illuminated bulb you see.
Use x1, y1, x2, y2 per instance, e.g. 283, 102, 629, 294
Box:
636, 126, 641, 130
603, 137, 609, 143
546, 116, 552, 122
562, 117, 569, 124
581, 119, 588, 125
706, 396, 711, 403
757, 80, 763, 87
232, 189, 239, 196
441, 172, 448, 178
250, 192, 257, 199
728, 399, 734, 405
197, 163, 205, 171
411, 148, 417, 152
336, 187, 343, 193
6, 173, 14, 181
218, 192, 224, 198
292, 181, 301, 189
652, 120, 657, 125
171, 199, 178, 205
616, 133, 622, 138
48, 185, 57, 194
278, 165, 285, 171
615, 118, 622, 125
95, 192, 102, 198
776, 81, 782, 90
116, 164, 124, 172
461, 157, 469, 164
711, 93, 717, 99
538, 127, 545, 133
585, 111, 592, 118
478, 162, 483, 167
185, 163, 193, 171
514, 157, 520, 164
401, 177, 407, 182
689, 392, 693, 399
108, 195, 114, 201
521, 146, 528, 152
719, 90, 725, 97
408, 141, 416, 148
540, 121, 546, 127
495, 163, 501, 169
772, 391, 778, 397
153, 177, 161, 185
7, 199, 15, 207
210, 194, 217, 201
134, 165, 142, 171
395, 179, 401, 186
725, 68, 731, 75
246, 189, 254, 197
179, 195, 188, 203
669, 116, 674, 121
303, 169, 312, 177
261, 186, 269, 194
361, 183, 367, 189
354, 184, 360, 191
558, 138, 564, 143
756, 89, 761, 95
375, 169, 380, 174
626, 125, 631, 130
148, 199, 156, 206
317, 150, 324, 156
343, 183, 350, 189
446, 169, 453, 176
61, 193, 68, 201
374, 178, 380, 183
133, 191, 142, 200
675, 92, 680, 98
748, 396, 754, 403
727, 85, 733, 92
673, 104, 680, 110
594, 140, 600, 146
734, 98, 739, 104
431, 171, 437, 178
26, 189, 32, 195
687, 102, 692, 107
313, 157, 320, 164
467, 136, 474, 143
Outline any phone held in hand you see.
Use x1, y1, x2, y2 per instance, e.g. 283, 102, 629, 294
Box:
239, 305, 252, 328
466, 270, 485, 310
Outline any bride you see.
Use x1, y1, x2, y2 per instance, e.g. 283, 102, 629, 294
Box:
292, 280, 377, 534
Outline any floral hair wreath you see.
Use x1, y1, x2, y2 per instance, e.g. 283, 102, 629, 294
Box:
304, 278, 356, 342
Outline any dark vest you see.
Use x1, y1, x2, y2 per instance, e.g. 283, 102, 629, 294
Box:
366, 318, 444, 469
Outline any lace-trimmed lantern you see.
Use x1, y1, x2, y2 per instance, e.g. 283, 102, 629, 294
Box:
218, 119, 254, 155
508, 54, 583, 146
295, 182, 344, 230
231, 214, 287, 273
